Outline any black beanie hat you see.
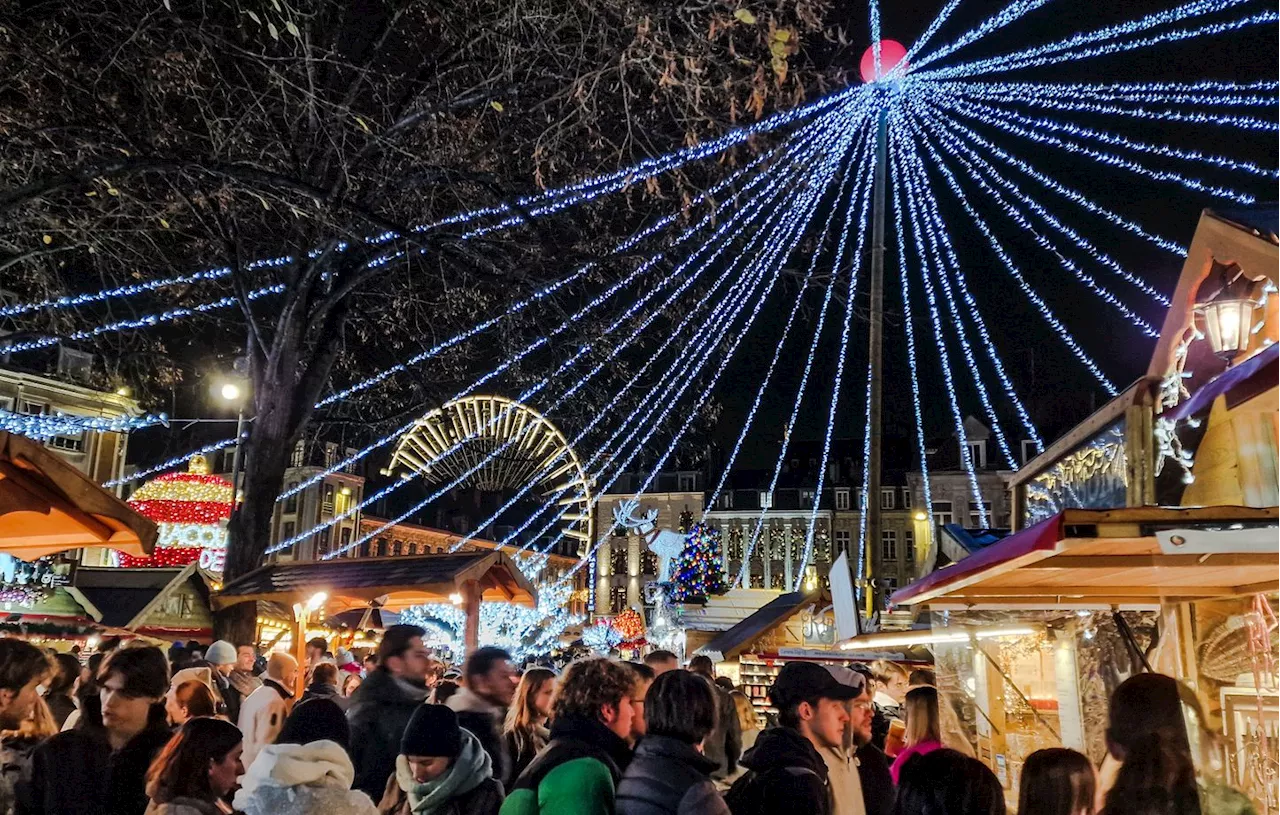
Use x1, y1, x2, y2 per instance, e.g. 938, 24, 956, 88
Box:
400, 703, 462, 758
276, 697, 351, 751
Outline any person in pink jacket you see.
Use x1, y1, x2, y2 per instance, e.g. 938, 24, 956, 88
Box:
889, 686, 943, 784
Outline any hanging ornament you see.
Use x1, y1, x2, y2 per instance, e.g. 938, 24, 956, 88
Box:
121, 456, 234, 572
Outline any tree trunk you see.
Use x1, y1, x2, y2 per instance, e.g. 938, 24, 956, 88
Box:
213, 381, 300, 643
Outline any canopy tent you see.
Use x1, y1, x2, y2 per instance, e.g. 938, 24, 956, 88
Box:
214, 551, 537, 690
0, 431, 156, 560
889, 506, 1278, 610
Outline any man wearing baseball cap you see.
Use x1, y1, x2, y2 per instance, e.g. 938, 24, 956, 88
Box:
724, 661, 858, 815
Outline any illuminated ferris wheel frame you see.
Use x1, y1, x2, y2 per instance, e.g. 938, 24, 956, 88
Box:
385, 395, 595, 554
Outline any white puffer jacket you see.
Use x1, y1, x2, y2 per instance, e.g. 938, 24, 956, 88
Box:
232, 740, 378, 815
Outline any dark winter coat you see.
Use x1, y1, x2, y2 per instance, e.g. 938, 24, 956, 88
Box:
700, 683, 741, 779
504, 725, 548, 784
446, 688, 509, 786
347, 669, 429, 801
500, 715, 633, 815
25, 714, 173, 815
43, 695, 75, 730
856, 743, 894, 815
301, 680, 349, 711
724, 727, 831, 815
615, 735, 729, 815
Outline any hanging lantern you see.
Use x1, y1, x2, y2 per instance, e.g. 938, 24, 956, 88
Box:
1194, 261, 1263, 364
120, 456, 235, 572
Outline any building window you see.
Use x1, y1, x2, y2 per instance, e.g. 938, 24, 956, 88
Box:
290, 440, 305, 467
48, 430, 85, 452
835, 489, 851, 511
609, 586, 628, 613
815, 533, 832, 563
759, 491, 773, 510
1018, 437, 1039, 463
834, 529, 851, 557
902, 490, 912, 509
718, 492, 734, 510
749, 573, 764, 589
969, 502, 993, 527
322, 484, 335, 513
965, 440, 987, 469
640, 550, 658, 575
905, 530, 915, 561
19, 400, 46, 416
771, 572, 786, 589
728, 528, 744, 561
801, 490, 815, 509
881, 530, 898, 562
880, 488, 895, 510
283, 483, 299, 515
678, 473, 697, 492
610, 546, 628, 576
281, 521, 295, 545
344, 448, 358, 474
56, 347, 94, 385
324, 443, 338, 467
932, 501, 954, 526
340, 527, 352, 552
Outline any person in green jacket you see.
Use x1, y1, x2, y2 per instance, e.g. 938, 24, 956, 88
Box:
500, 658, 638, 815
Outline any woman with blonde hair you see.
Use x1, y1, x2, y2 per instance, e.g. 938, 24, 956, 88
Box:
728, 691, 760, 753
502, 667, 556, 781
890, 685, 943, 784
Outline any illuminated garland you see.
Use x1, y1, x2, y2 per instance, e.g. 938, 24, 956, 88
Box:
0, 408, 167, 441
398, 555, 582, 661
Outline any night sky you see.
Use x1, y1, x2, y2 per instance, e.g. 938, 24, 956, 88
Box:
710, 0, 1278, 469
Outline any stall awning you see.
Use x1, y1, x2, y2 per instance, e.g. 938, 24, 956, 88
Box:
890, 506, 1278, 609
212, 551, 537, 612
694, 589, 820, 662
0, 431, 156, 560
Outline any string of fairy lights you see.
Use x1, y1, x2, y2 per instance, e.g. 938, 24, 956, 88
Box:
2, 0, 1275, 623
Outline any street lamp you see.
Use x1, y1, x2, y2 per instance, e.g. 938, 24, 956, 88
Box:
212, 370, 249, 496
1195, 261, 1262, 364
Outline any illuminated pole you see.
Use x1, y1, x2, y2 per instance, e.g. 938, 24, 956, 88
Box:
866, 103, 887, 619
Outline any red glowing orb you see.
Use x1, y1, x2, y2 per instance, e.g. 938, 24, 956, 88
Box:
860, 40, 908, 83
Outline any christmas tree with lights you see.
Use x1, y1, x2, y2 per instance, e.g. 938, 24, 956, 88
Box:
668, 522, 728, 603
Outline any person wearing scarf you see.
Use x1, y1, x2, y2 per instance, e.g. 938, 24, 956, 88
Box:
378, 704, 503, 815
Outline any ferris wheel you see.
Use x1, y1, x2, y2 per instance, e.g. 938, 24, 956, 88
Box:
385, 395, 595, 554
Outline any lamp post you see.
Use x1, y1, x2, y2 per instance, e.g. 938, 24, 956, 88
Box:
1194, 262, 1262, 365
292, 591, 327, 698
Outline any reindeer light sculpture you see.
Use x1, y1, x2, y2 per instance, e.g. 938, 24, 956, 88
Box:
611, 499, 688, 583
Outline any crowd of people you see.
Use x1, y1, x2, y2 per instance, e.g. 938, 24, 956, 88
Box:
0, 630, 1255, 815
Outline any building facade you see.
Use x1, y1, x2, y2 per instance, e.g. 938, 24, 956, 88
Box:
233, 438, 366, 563
594, 470, 704, 615
0, 354, 139, 487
